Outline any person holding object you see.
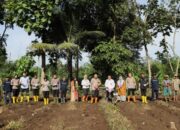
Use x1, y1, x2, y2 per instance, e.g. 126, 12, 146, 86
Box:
19, 72, 30, 103
139, 73, 149, 104
105, 75, 115, 102
31, 74, 40, 102
126, 73, 136, 103
90, 74, 101, 103
81, 75, 90, 102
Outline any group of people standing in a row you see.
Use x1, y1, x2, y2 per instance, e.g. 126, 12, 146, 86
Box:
104, 73, 180, 103
1, 72, 180, 105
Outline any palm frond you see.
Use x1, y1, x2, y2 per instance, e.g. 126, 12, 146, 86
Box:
29, 43, 57, 52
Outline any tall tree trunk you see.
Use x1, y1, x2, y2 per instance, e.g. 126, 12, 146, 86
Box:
67, 51, 73, 81
175, 58, 180, 75
144, 44, 152, 87
41, 52, 46, 80
75, 52, 79, 80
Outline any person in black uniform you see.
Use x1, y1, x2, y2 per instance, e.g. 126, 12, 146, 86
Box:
60, 77, 68, 103
3, 77, 12, 104
139, 73, 149, 104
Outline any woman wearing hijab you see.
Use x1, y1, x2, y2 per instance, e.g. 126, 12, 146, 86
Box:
117, 76, 126, 102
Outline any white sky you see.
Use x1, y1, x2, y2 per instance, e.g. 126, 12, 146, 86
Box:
0, 0, 179, 65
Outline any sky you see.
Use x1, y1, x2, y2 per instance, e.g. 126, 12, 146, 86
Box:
0, 0, 180, 66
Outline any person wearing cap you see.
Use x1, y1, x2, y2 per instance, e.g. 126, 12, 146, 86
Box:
139, 73, 149, 104
90, 74, 101, 103
81, 75, 91, 102
19, 72, 30, 103
172, 75, 180, 102
11, 75, 20, 104
51, 74, 60, 104
151, 74, 159, 101
31, 74, 40, 102
117, 76, 126, 102
126, 73, 137, 102
162, 75, 172, 102
41, 76, 50, 105
3, 77, 12, 104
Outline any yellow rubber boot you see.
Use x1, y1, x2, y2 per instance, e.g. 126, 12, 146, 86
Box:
26, 96, 30, 103
44, 98, 46, 105
36, 96, 39, 102
20, 96, 24, 103
142, 96, 145, 103
91, 97, 94, 104
95, 98, 98, 103
33, 96, 36, 102
16, 97, 19, 103
144, 96, 148, 104
46, 98, 49, 105
12, 97, 16, 104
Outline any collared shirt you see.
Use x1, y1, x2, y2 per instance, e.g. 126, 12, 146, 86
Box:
105, 79, 115, 92
126, 77, 136, 89
20, 76, 30, 89
3, 80, 12, 92
172, 78, 180, 91
11, 78, 19, 89
41, 80, 50, 91
81, 79, 90, 89
51, 78, 60, 90
91, 78, 101, 90
139, 78, 148, 89
31, 78, 40, 89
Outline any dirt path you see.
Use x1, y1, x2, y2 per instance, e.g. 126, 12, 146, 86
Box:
118, 100, 180, 130
0, 102, 109, 130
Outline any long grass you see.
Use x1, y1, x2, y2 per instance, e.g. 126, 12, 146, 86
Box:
99, 100, 134, 130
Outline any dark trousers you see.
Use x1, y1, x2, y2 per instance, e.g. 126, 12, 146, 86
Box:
4, 92, 12, 104
141, 89, 147, 96
151, 89, 158, 100
61, 90, 67, 99
106, 91, 114, 101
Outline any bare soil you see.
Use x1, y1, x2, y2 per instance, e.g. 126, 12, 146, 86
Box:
0, 102, 110, 130
118, 99, 180, 130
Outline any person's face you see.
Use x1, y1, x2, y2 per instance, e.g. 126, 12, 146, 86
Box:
53, 75, 57, 79
5, 78, 9, 81
23, 73, 26, 77
128, 73, 132, 77
84, 75, 87, 79
108, 76, 111, 80
141, 74, 145, 78
94, 74, 98, 79
34, 75, 37, 78
15, 75, 18, 79
63, 77, 66, 81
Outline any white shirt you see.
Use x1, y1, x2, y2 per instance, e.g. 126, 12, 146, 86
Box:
105, 79, 115, 92
20, 76, 30, 89
81, 79, 90, 89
